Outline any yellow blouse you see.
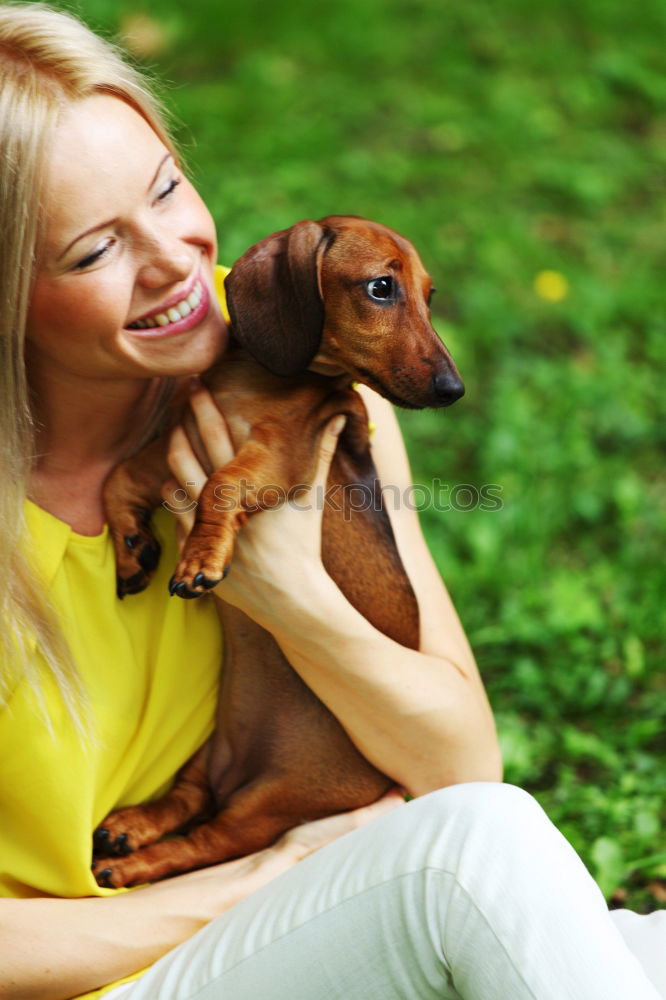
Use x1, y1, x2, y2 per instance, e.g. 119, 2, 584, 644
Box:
0, 266, 232, 997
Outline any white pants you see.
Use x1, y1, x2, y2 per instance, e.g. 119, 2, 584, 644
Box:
108, 783, 665, 999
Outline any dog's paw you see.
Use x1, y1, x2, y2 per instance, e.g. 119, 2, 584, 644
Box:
111, 508, 161, 597
92, 827, 134, 859
90, 856, 139, 889
168, 570, 228, 599
91, 804, 158, 859
91, 861, 120, 889
168, 531, 235, 597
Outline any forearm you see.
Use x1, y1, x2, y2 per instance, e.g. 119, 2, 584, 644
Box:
262, 573, 502, 796
0, 848, 292, 1000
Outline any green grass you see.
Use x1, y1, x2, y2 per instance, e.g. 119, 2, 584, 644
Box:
69, 0, 664, 909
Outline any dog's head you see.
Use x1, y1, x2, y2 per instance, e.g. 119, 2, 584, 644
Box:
225, 215, 464, 409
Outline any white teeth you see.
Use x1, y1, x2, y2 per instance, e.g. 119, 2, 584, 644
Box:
187, 283, 202, 309
129, 281, 203, 330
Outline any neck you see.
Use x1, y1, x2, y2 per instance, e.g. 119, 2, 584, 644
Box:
27, 370, 168, 534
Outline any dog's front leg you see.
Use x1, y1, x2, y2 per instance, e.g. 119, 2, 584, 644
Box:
103, 436, 170, 596
168, 434, 295, 597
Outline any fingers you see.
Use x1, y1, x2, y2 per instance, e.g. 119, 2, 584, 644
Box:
162, 422, 210, 553
161, 474, 197, 543
166, 426, 207, 501
353, 786, 408, 820
162, 384, 233, 512
281, 787, 405, 860
187, 383, 234, 470
311, 414, 346, 489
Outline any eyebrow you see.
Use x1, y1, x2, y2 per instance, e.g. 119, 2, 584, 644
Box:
57, 152, 174, 261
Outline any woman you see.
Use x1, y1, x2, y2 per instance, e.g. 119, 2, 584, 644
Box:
0, 5, 663, 999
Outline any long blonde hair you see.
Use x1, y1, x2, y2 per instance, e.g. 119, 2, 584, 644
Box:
0, 3, 177, 720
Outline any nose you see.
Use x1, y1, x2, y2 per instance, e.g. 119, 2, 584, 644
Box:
137, 227, 193, 288
433, 370, 465, 406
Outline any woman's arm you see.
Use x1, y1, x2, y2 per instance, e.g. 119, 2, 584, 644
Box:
0, 796, 403, 1000
170, 386, 502, 798
268, 386, 501, 794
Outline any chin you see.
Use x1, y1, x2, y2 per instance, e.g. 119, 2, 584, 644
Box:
131, 319, 228, 378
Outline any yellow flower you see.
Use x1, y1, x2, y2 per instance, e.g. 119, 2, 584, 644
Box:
119, 14, 168, 58
533, 270, 569, 302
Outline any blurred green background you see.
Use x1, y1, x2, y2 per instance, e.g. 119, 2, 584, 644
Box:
65, 0, 664, 908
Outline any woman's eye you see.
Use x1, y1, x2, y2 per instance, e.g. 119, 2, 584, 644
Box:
157, 177, 182, 202
73, 240, 114, 270
366, 276, 395, 301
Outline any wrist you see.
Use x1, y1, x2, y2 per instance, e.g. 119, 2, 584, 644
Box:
222, 562, 348, 646
274, 579, 371, 664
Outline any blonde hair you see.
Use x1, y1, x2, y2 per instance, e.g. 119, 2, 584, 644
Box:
0, 2, 176, 722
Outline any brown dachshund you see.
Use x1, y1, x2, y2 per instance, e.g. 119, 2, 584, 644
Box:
91, 216, 464, 888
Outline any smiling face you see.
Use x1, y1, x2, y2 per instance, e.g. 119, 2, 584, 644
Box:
26, 93, 227, 386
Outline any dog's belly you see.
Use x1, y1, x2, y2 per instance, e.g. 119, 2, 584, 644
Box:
207, 444, 419, 819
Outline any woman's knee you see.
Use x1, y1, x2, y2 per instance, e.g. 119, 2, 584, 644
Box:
293, 783, 558, 901
414, 781, 545, 831
396, 781, 597, 905
401, 782, 556, 867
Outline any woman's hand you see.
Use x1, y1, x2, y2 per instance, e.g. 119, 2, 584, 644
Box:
275, 786, 405, 860
163, 381, 346, 628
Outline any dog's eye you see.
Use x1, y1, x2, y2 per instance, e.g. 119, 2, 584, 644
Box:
366, 276, 395, 301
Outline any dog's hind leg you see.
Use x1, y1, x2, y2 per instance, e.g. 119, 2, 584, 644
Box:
92, 742, 213, 861
91, 777, 323, 888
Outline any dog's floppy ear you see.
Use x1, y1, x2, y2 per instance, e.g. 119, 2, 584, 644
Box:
225, 219, 331, 377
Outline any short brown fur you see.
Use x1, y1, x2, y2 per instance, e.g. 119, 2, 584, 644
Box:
91, 216, 463, 887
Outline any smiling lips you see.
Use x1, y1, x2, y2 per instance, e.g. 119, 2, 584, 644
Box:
126, 279, 208, 336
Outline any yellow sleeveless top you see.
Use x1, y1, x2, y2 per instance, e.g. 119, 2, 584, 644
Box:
0, 267, 231, 997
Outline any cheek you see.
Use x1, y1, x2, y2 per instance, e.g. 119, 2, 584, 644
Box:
26, 276, 126, 350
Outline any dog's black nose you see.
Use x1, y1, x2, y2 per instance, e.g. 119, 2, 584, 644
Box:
433, 371, 465, 406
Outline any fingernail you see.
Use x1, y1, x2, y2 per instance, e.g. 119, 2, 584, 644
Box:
329, 415, 346, 436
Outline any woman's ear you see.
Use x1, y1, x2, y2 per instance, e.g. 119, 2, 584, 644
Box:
225, 219, 331, 376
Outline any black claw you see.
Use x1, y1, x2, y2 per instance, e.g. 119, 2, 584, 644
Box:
193, 571, 223, 590
180, 587, 203, 600
168, 576, 204, 600
169, 577, 187, 597
92, 827, 111, 856
117, 570, 148, 599
115, 833, 133, 857
96, 868, 115, 889
138, 543, 160, 573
